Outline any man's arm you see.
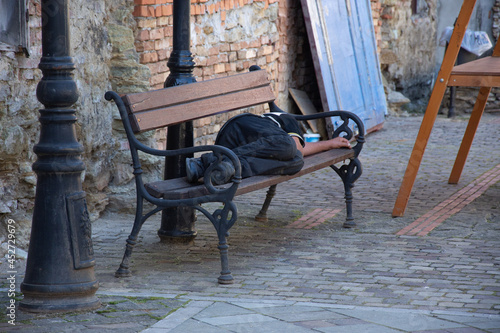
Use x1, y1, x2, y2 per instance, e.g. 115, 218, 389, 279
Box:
293, 137, 351, 157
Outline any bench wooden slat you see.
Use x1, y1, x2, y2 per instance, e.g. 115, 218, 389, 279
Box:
131, 86, 275, 132
235, 148, 354, 196
122, 70, 275, 132
145, 149, 354, 199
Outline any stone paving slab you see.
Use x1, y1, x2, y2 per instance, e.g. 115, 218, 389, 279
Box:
143, 298, 500, 333
1, 113, 500, 332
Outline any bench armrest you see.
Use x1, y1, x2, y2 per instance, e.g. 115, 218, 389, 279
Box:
264, 97, 364, 157
105, 90, 242, 199
293, 110, 365, 157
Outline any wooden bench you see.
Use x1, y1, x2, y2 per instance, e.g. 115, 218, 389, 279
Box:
105, 67, 365, 284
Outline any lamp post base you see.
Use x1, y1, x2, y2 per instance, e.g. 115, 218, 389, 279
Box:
19, 281, 100, 313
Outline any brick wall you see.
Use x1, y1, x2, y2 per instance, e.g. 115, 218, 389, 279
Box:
131, 0, 383, 145
371, 0, 382, 53
132, 0, 287, 145
133, 0, 279, 86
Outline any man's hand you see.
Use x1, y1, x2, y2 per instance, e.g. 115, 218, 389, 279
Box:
294, 136, 352, 157
326, 137, 351, 149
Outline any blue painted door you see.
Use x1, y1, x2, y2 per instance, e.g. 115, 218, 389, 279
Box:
302, 0, 387, 132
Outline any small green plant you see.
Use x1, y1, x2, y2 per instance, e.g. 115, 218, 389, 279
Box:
95, 308, 118, 315
292, 209, 302, 219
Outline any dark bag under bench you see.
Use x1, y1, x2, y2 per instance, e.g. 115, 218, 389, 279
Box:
105, 67, 365, 284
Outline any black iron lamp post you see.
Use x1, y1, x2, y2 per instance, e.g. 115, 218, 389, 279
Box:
19, 0, 100, 312
158, 0, 198, 241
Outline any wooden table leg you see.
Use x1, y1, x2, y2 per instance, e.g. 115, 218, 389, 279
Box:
448, 86, 491, 184
392, 0, 476, 217
392, 85, 445, 217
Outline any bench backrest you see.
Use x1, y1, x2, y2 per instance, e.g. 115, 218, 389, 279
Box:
121, 70, 275, 133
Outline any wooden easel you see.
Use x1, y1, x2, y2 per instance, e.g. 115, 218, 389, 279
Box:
392, 0, 500, 217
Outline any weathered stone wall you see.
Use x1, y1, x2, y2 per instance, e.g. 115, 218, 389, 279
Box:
494, 0, 500, 38
376, 0, 500, 115
1, 1, 46, 248
376, 0, 439, 113
0, 0, 149, 249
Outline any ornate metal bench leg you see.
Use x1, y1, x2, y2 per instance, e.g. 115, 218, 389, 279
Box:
217, 240, 234, 284
255, 184, 277, 222
115, 236, 136, 277
332, 158, 362, 228
343, 181, 355, 228
205, 203, 237, 284
115, 199, 144, 277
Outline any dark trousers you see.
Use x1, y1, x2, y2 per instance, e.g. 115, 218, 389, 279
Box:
227, 134, 303, 178
203, 114, 304, 178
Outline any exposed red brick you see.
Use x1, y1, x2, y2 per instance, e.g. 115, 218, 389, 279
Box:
259, 45, 273, 56
137, 18, 157, 29
214, 63, 225, 73
228, 52, 237, 62
219, 44, 231, 52
157, 49, 169, 61
133, 5, 155, 17
135, 0, 155, 5
154, 6, 162, 17
164, 26, 173, 37
140, 51, 158, 63
151, 72, 166, 86
135, 41, 149, 52
208, 46, 220, 56
207, 55, 219, 66
196, 57, 208, 66
249, 40, 261, 48
156, 60, 169, 73
136, 30, 150, 41
202, 66, 214, 77
226, 62, 236, 72
146, 62, 160, 74
149, 28, 165, 40
155, 39, 169, 50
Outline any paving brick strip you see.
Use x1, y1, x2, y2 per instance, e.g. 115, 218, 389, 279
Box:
397, 163, 500, 236
286, 208, 342, 229
1, 113, 499, 332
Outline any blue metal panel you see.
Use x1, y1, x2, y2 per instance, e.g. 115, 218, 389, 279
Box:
302, 0, 387, 132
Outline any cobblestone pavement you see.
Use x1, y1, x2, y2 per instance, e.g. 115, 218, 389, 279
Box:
1, 113, 500, 332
